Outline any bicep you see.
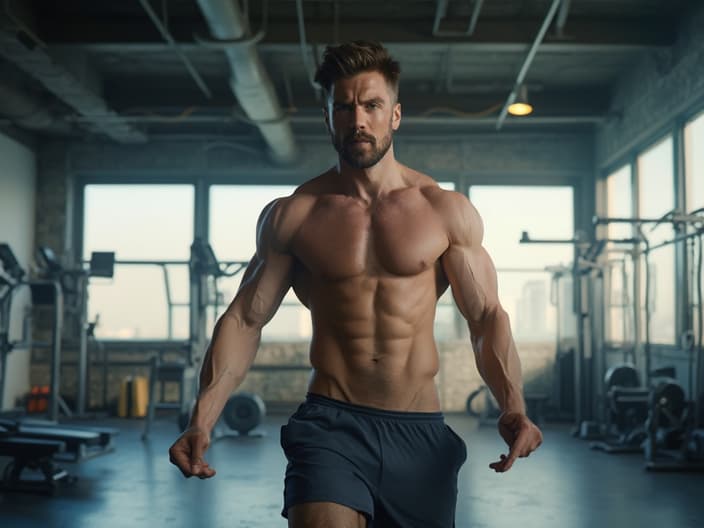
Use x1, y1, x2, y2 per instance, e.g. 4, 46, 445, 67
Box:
227, 199, 294, 327
228, 249, 293, 327
441, 242, 500, 325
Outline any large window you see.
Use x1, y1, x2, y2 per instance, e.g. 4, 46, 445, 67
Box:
637, 136, 676, 344
469, 186, 574, 343
684, 111, 704, 213
208, 185, 301, 341
83, 185, 194, 339
208, 182, 459, 341
604, 165, 635, 343
684, 112, 704, 344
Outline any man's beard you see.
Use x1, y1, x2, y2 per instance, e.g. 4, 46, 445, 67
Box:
333, 126, 393, 169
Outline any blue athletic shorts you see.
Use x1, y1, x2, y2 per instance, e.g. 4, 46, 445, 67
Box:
280, 393, 467, 527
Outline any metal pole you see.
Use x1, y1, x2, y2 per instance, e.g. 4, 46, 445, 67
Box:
593, 214, 704, 225
497, 0, 563, 130
162, 265, 173, 339
0, 292, 10, 410
77, 273, 88, 415
138, 0, 213, 99
573, 245, 583, 432
49, 280, 63, 422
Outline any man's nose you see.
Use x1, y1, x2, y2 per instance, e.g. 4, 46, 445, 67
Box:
352, 104, 366, 129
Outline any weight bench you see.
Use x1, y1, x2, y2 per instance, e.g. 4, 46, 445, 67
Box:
0, 426, 70, 494
0, 418, 118, 493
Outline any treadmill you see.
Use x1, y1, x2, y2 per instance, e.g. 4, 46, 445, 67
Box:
0, 243, 117, 494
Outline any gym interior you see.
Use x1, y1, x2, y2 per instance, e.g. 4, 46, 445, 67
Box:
1, 1, 703, 527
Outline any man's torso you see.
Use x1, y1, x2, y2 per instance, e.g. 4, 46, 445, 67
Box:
274, 167, 458, 411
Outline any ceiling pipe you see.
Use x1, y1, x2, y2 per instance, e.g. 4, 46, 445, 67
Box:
555, 0, 572, 38
295, 0, 322, 98
432, 0, 485, 38
0, 80, 72, 134
496, 0, 563, 131
0, 28, 147, 143
138, 0, 213, 99
195, 0, 297, 164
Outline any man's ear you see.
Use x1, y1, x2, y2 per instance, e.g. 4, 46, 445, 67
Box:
392, 102, 402, 131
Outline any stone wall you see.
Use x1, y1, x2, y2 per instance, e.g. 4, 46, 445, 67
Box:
29, 338, 555, 413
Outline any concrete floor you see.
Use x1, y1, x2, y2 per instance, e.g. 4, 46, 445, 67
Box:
1, 413, 702, 528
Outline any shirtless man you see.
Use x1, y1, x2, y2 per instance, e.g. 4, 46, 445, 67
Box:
169, 41, 543, 527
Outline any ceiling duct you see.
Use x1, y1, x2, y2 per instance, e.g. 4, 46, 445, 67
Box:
196, 0, 297, 164
0, 28, 147, 143
0, 78, 71, 134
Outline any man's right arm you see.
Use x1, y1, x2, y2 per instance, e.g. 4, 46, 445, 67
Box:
189, 198, 295, 434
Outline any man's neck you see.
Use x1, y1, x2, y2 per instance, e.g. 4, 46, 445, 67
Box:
337, 149, 406, 203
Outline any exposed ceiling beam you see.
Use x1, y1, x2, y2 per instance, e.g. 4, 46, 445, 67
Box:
37, 16, 678, 47
0, 28, 147, 143
100, 77, 611, 115
51, 41, 664, 56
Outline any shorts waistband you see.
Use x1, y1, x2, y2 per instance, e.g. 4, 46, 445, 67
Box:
305, 392, 444, 422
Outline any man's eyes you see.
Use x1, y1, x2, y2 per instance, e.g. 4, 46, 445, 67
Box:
333, 103, 382, 111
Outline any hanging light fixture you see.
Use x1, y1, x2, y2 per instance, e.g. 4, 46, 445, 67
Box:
508, 85, 533, 116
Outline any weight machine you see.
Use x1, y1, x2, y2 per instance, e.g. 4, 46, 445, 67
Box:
588, 211, 704, 470
142, 238, 266, 440
0, 242, 117, 493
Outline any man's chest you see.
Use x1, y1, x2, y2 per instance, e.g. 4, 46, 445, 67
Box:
292, 196, 449, 279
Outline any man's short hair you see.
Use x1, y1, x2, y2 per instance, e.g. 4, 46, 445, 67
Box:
314, 40, 401, 101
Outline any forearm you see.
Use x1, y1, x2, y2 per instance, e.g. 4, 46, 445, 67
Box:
189, 312, 261, 432
470, 308, 525, 415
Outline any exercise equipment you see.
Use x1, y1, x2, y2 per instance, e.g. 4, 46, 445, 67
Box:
0, 417, 117, 494
142, 238, 247, 440
592, 212, 704, 470
177, 392, 267, 439
590, 364, 677, 453
520, 231, 610, 432
0, 243, 118, 493
34, 246, 115, 416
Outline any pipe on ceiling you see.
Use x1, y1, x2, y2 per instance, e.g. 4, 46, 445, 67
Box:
496, 0, 563, 130
196, 0, 297, 164
0, 29, 147, 143
0, 80, 71, 134
432, 0, 485, 38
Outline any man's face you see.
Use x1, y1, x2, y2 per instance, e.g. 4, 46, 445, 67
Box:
325, 70, 401, 169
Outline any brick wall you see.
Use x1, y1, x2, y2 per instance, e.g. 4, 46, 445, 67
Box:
596, 2, 704, 169
29, 338, 555, 413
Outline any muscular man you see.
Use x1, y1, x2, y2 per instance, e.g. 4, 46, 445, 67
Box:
169, 41, 542, 527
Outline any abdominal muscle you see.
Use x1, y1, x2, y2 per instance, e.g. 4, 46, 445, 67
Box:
303, 271, 443, 412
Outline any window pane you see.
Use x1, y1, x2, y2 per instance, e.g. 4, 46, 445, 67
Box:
606, 165, 633, 240
469, 186, 574, 393
604, 165, 634, 342
83, 185, 194, 260
209, 185, 296, 261
685, 111, 704, 213
208, 185, 304, 341
605, 257, 636, 343
468, 188, 574, 338
685, 112, 704, 344
83, 185, 194, 339
637, 136, 676, 344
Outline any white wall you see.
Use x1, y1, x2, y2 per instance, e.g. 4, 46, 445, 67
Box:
0, 132, 36, 410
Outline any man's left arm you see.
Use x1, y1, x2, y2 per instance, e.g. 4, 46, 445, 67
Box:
439, 192, 543, 472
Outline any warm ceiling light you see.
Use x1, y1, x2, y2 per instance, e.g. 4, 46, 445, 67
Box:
508, 85, 533, 116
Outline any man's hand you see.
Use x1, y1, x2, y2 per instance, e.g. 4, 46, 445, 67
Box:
169, 427, 217, 479
489, 412, 543, 473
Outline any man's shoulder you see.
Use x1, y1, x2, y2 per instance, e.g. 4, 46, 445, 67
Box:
412, 179, 481, 247
294, 169, 338, 196
263, 171, 333, 244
